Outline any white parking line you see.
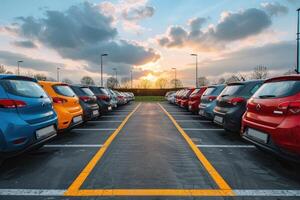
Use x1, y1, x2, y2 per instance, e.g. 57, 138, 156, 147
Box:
0, 189, 66, 196
1, 189, 300, 197
176, 120, 211, 122
87, 120, 123, 123
196, 145, 255, 148
44, 144, 103, 148
72, 128, 116, 131
183, 128, 223, 131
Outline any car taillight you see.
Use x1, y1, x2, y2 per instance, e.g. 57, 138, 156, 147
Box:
228, 97, 245, 106
0, 99, 27, 108
278, 101, 300, 114
208, 96, 217, 102
52, 97, 67, 104
97, 95, 109, 101
80, 96, 91, 102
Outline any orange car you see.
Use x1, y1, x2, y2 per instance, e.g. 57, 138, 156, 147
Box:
39, 81, 83, 132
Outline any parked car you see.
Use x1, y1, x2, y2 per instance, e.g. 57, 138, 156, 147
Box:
180, 88, 195, 109
89, 86, 112, 113
0, 75, 57, 156
242, 75, 300, 161
199, 84, 225, 119
114, 91, 127, 105
213, 80, 263, 133
39, 81, 83, 132
70, 85, 100, 121
105, 88, 118, 109
188, 87, 207, 114
175, 89, 186, 106
165, 91, 175, 100
167, 92, 176, 104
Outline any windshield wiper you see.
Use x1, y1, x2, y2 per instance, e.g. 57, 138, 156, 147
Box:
221, 94, 229, 97
259, 95, 276, 99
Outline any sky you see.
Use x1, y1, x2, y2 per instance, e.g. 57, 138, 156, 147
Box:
0, 0, 299, 87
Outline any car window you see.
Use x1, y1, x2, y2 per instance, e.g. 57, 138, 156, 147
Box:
220, 84, 244, 96
250, 84, 262, 95
1, 79, 47, 98
82, 87, 94, 96
190, 89, 200, 95
53, 85, 76, 97
202, 87, 215, 96
253, 81, 300, 99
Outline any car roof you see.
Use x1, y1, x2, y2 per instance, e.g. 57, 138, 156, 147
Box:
227, 79, 263, 85
265, 75, 300, 83
0, 74, 37, 82
39, 81, 68, 86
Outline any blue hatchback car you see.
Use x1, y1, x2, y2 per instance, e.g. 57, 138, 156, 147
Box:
198, 84, 226, 120
0, 75, 57, 156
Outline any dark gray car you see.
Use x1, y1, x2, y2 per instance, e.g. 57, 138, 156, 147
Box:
213, 80, 263, 133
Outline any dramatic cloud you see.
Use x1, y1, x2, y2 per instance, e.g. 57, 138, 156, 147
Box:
261, 2, 289, 16
0, 50, 63, 72
157, 8, 273, 51
4, 2, 159, 73
12, 40, 37, 48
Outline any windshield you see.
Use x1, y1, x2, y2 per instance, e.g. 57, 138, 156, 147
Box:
1, 79, 47, 98
202, 87, 215, 96
53, 85, 76, 97
253, 81, 300, 99
82, 87, 95, 96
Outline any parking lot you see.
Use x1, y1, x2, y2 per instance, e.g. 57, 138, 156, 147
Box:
1, 102, 300, 199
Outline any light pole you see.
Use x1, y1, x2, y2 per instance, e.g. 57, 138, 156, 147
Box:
190, 54, 198, 88
17, 60, 23, 75
57, 67, 60, 82
172, 67, 177, 89
100, 53, 108, 87
297, 8, 300, 74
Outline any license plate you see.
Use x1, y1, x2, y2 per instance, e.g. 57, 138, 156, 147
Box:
188, 105, 192, 110
73, 115, 82, 123
108, 106, 112, 111
36, 125, 56, 140
214, 115, 223, 124
247, 128, 268, 143
93, 110, 99, 116
199, 109, 205, 116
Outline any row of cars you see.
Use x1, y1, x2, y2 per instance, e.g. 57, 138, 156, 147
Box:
166, 75, 300, 162
0, 74, 134, 157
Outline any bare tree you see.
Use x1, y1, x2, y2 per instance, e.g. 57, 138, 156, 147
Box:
121, 77, 130, 88
81, 76, 95, 86
62, 78, 73, 84
284, 69, 297, 75
252, 65, 269, 79
139, 79, 152, 89
197, 76, 209, 87
34, 73, 47, 81
217, 77, 226, 84
107, 77, 118, 88
155, 78, 168, 89
226, 75, 242, 83
170, 79, 183, 88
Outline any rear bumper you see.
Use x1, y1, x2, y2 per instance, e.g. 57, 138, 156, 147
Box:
213, 107, 245, 133
188, 100, 200, 112
199, 103, 215, 120
242, 134, 300, 163
81, 103, 100, 121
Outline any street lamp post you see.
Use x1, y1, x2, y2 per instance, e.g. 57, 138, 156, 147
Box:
172, 67, 177, 89
100, 53, 108, 87
57, 67, 60, 82
190, 54, 198, 88
297, 8, 300, 74
17, 60, 23, 75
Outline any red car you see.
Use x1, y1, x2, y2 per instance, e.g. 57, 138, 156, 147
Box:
188, 87, 207, 114
180, 88, 195, 109
175, 89, 185, 105
242, 75, 300, 161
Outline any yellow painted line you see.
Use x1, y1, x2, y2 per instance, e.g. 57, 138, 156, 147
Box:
158, 103, 234, 193
64, 103, 141, 196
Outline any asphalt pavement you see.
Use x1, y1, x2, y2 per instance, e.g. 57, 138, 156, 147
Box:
1, 102, 300, 200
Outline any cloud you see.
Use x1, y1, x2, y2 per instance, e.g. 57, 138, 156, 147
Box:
261, 2, 289, 16
4, 2, 159, 73
122, 5, 154, 21
0, 50, 63, 72
157, 8, 272, 51
12, 40, 37, 48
